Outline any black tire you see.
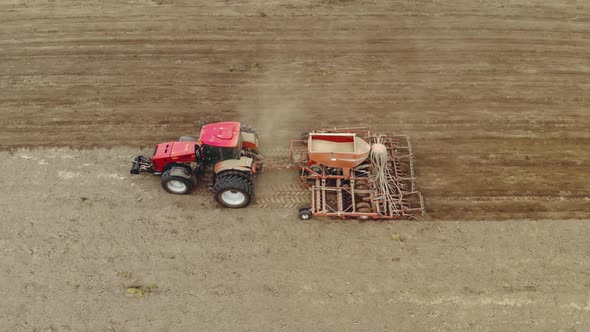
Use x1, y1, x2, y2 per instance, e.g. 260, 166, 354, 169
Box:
179, 136, 197, 142
357, 207, 372, 221
356, 202, 371, 210
161, 169, 194, 195
298, 208, 312, 220
215, 170, 253, 185
310, 164, 323, 174
213, 175, 254, 208
355, 184, 371, 198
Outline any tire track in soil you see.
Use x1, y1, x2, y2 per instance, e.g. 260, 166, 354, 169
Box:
254, 150, 308, 209
196, 185, 308, 209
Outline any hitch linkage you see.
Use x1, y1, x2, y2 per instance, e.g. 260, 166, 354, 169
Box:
130, 156, 152, 174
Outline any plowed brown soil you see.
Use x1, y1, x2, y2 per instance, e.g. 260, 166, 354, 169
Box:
2, 0, 589, 220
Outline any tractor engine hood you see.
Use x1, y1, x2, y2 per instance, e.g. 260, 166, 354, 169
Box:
150, 141, 197, 172
153, 141, 196, 159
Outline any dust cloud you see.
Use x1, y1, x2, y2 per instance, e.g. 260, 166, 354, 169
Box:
236, 72, 309, 147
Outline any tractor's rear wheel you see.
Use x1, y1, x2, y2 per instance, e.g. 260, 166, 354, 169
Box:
214, 174, 254, 208
161, 169, 194, 195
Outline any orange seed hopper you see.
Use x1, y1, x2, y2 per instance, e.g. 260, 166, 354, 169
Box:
307, 133, 371, 178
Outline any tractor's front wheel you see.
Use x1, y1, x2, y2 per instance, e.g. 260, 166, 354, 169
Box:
161, 168, 194, 195
213, 174, 253, 208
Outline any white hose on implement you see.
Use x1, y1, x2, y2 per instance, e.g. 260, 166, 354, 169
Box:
370, 139, 401, 216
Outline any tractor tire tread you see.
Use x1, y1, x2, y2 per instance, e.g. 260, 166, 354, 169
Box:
213, 175, 254, 208
160, 169, 194, 195
356, 202, 372, 210
216, 170, 253, 184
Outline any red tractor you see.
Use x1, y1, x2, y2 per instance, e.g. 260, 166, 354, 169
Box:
130, 121, 262, 208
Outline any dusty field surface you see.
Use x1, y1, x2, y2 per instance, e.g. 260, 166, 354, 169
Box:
1, 148, 590, 331
2, 0, 590, 330
1, 0, 589, 220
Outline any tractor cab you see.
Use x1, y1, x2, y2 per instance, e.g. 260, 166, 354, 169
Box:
198, 121, 242, 165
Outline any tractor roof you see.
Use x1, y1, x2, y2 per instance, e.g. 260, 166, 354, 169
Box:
199, 121, 241, 147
